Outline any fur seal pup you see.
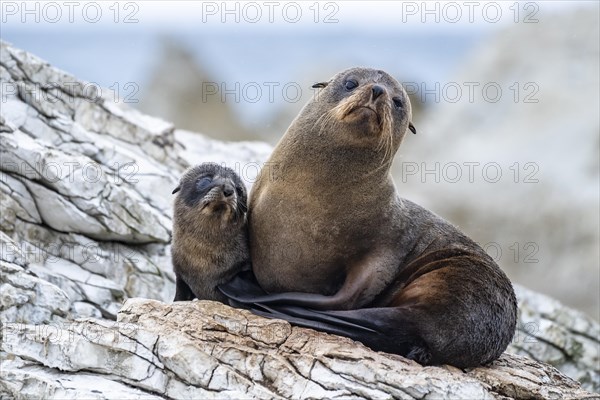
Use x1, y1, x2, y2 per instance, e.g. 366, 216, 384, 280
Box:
171, 163, 249, 302
219, 67, 517, 368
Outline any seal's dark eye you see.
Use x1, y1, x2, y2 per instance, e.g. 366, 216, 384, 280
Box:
236, 186, 243, 196
196, 177, 212, 190
345, 79, 358, 91
393, 97, 403, 108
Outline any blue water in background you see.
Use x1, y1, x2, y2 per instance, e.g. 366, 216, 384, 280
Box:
2, 31, 483, 123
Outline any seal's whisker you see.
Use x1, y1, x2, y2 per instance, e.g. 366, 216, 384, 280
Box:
314, 109, 337, 135
374, 107, 393, 166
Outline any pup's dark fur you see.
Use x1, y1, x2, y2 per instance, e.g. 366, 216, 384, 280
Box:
171, 163, 249, 302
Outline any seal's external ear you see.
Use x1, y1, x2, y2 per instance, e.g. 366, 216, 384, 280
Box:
172, 186, 181, 195
312, 82, 328, 89
409, 122, 417, 135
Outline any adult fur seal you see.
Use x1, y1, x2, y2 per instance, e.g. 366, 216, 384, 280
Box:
220, 67, 517, 368
172, 163, 249, 302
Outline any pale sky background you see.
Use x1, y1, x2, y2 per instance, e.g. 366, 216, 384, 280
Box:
2, 0, 595, 125
2, 0, 588, 33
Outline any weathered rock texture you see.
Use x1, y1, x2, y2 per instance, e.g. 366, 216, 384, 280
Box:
0, 40, 271, 325
2, 299, 596, 400
0, 41, 598, 398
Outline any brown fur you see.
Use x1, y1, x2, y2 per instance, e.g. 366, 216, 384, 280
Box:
235, 67, 517, 368
171, 163, 249, 302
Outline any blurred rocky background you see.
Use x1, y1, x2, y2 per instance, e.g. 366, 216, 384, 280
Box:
138, 37, 256, 141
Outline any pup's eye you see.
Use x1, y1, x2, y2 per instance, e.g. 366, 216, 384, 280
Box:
393, 97, 403, 108
236, 186, 244, 196
196, 177, 212, 190
345, 79, 358, 91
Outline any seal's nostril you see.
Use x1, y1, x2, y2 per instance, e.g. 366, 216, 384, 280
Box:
223, 185, 234, 197
372, 85, 384, 100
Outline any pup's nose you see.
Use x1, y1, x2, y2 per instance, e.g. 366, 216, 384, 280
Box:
223, 184, 234, 197
372, 85, 385, 100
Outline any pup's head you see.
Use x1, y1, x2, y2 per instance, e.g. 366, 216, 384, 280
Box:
172, 163, 247, 225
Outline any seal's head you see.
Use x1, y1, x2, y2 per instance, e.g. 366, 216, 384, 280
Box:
310, 67, 416, 161
172, 163, 247, 227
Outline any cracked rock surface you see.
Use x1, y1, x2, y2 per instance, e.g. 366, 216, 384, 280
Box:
0, 41, 598, 398
2, 299, 596, 399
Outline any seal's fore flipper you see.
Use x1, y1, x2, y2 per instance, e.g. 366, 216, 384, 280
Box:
174, 276, 196, 301
218, 270, 266, 297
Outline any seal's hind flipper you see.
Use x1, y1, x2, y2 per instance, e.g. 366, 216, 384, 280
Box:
221, 273, 426, 360
253, 303, 378, 333
219, 272, 377, 333
238, 301, 422, 358
247, 305, 375, 338
227, 297, 369, 336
